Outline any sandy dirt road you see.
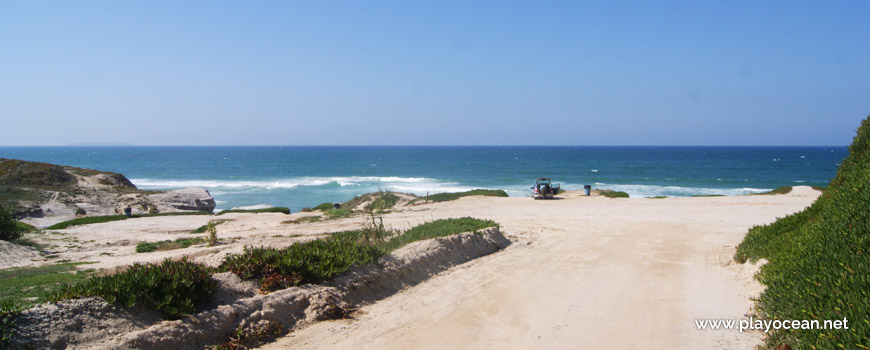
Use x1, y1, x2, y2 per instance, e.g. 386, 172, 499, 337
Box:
259, 187, 820, 349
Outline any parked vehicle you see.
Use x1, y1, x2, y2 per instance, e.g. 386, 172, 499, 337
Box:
531, 177, 560, 199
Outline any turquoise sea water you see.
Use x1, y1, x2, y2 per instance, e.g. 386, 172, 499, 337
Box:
0, 146, 848, 212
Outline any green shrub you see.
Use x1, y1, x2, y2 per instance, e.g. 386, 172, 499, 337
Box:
323, 208, 352, 219
753, 186, 793, 195
191, 219, 228, 233
0, 205, 22, 241
365, 192, 400, 212
135, 237, 205, 253
412, 189, 509, 203
0, 262, 95, 307
14, 221, 37, 232
312, 202, 335, 211
735, 115, 870, 349
206, 220, 218, 247
48, 211, 214, 230
216, 207, 290, 215
219, 240, 383, 293
221, 217, 498, 293
598, 189, 630, 198
52, 258, 216, 320
46, 215, 129, 229
377, 217, 497, 252
1, 301, 21, 349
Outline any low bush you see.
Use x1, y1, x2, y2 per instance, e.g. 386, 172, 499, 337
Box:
365, 192, 400, 212
46, 215, 129, 230
735, 115, 870, 349
753, 186, 793, 195
0, 262, 95, 307
219, 240, 383, 293
216, 207, 290, 215
47, 211, 215, 230
52, 258, 216, 320
598, 189, 630, 198
0, 205, 22, 241
135, 237, 205, 253
15, 221, 37, 232
1, 301, 21, 349
412, 189, 508, 204
323, 208, 352, 219
192, 219, 228, 233
378, 217, 497, 252
312, 202, 334, 211
221, 217, 498, 293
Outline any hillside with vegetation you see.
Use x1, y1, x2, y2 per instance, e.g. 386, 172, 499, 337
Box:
735, 116, 870, 349
0, 158, 215, 226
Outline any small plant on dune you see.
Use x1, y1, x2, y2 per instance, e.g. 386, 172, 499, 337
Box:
0, 205, 23, 242
735, 115, 870, 349
216, 207, 290, 215
52, 258, 216, 320
598, 189, 630, 198
410, 189, 508, 204
364, 192, 400, 212
136, 237, 206, 253
219, 217, 497, 294
1, 301, 22, 349
312, 202, 335, 211
211, 321, 284, 350
206, 220, 218, 247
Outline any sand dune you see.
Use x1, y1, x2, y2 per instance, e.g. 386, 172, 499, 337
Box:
257, 187, 820, 349
9, 187, 820, 349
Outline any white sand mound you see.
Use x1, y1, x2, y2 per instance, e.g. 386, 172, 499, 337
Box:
0, 240, 44, 269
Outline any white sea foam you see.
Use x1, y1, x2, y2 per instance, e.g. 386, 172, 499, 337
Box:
592, 183, 771, 197
131, 176, 437, 191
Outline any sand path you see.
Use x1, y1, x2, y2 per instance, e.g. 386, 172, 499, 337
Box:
258, 187, 820, 349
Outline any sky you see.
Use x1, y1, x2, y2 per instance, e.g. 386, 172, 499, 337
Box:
1, 1, 868, 146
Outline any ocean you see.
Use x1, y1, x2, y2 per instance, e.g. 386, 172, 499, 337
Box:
0, 146, 848, 212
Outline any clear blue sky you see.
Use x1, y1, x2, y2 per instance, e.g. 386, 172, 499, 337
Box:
1, 1, 868, 146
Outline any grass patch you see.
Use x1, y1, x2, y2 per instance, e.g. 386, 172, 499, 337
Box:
323, 208, 352, 219
377, 217, 497, 252
15, 221, 37, 232
220, 217, 497, 293
46, 211, 215, 230
648, 196, 668, 199
753, 186, 793, 195
811, 185, 826, 192
734, 116, 870, 349
46, 215, 129, 229
191, 219, 229, 233
135, 237, 206, 253
282, 216, 322, 224
139, 211, 213, 217
1, 300, 22, 349
598, 189, 630, 198
312, 202, 335, 211
52, 258, 216, 320
216, 207, 290, 215
410, 189, 508, 204
0, 262, 95, 308
365, 192, 400, 212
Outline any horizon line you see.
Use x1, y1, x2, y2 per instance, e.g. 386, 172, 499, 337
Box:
0, 144, 851, 148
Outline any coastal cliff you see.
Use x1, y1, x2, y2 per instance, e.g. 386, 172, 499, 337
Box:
0, 158, 215, 227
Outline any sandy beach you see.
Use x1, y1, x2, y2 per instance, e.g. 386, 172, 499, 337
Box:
9, 187, 821, 349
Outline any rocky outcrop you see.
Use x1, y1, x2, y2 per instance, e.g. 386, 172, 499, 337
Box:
146, 188, 216, 212
0, 158, 215, 227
